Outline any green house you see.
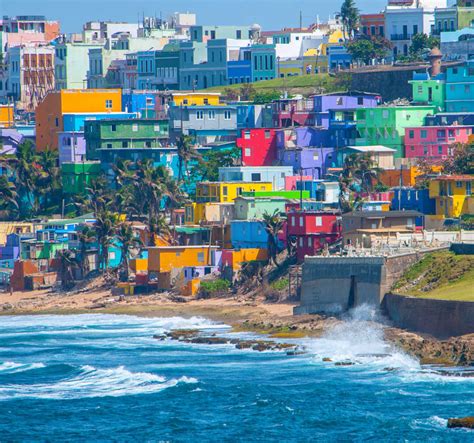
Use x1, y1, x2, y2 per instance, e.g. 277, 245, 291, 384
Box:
85, 119, 169, 160
242, 190, 311, 199
355, 106, 437, 158
234, 196, 289, 220
409, 77, 445, 111
61, 162, 102, 195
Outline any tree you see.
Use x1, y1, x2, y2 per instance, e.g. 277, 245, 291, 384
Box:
442, 143, 474, 175
36, 148, 61, 213
76, 225, 96, 278
56, 249, 76, 290
346, 36, 392, 65
340, 0, 360, 40
262, 210, 285, 266
252, 90, 281, 104
0, 175, 19, 219
115, 222, 142, 281
177, 135, 201, 182
94, 211, 117, 272
195, 147, 241, 182
408, 34, 440, 61
148, 214, 171, 246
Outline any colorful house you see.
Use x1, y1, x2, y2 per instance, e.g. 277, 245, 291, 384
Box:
355, 106, 437, 158
218, 166, 293, 190
196, 182, 273, 204
295, 181, 340, 204
172, 92, 221, 107
409, 72, 446, 111
287, 211, 342, 263
230, 220, 270, 249
391, 188, 436, 215
0, 104, 14, 128
271, 98, 315, 128
404, 125, 473, 160
35, 89, 123, 151
61, 162, 102, 195
148, 245, 221, 273
429, 175, 474, 218
234, 196, 288, 220
445, 60, 474, 112
221, 248, 269, 272
237, 128, 278, 167
85, 118, 169, 160
337, 145, 396, 170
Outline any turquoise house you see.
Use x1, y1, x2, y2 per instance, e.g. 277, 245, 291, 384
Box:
234, 196, 288, 220
445, 61, 474, 112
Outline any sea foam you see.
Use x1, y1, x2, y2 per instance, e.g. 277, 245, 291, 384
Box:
0, 361, 46, 374
0, 365, 197, 400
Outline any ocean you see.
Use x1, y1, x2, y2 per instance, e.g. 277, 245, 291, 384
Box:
0, 308, 473, 441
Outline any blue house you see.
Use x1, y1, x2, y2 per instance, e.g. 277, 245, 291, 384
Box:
391, 188, 436, 215
425, 112, 474, 126
63, 112, 137, 132
227, 44, 277, 85
445, 61, 474, 113
231, 220, 269, 249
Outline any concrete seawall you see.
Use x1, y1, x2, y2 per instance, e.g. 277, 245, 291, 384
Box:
384, 293, 474, 339
294, 250, 441, 315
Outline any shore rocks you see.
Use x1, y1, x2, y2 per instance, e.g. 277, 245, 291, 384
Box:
447, 417, 474, 429
154, 329, 305, 354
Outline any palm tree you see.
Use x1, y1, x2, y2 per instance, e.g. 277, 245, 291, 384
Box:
340, 0, 360, 41
115, 222, 142, 281
262, 210, 285, 266
148, 213, 171, 246
94, 211, 117, 272
0, 175, 19, 219
83, 175, 113, 216
56, 249, 76, 290
177, 135, 201, 181
76, 225, 96, 278
36, 148, 61, 213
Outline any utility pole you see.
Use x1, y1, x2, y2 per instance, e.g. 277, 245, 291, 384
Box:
299, 10, 303, 30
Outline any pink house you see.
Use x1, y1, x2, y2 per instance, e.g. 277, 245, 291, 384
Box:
405, 125, 474, 160
284, 175, 313, 191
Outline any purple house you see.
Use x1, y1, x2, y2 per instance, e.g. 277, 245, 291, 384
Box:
58, 132, 87, 164
276, 127, 336, 178
0, 233, 33, 261
314, 92, 380, 128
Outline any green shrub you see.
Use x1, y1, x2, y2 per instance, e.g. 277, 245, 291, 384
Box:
199, 279, 231, 294
270, 277, 289, 291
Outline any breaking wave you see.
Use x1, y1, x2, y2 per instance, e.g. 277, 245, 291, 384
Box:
0, 361, 46, 374
0, 365, 197, 400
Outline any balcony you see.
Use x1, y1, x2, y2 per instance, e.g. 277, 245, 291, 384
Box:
390, 34, 412, 41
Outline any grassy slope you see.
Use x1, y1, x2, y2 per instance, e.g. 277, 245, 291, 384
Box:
203, 74, 349, 96
393, 251, 474, 301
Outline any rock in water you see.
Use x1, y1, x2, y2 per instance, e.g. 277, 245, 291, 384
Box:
447, 417, 474, 429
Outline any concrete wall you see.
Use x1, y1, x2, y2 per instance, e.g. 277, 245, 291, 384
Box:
294, 249, 444, 315
384, 293, 474, 338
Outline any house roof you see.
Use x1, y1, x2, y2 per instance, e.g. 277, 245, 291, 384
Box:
433, 175, 473, 181
345, 145, 396, 153
343, 210, 422, 218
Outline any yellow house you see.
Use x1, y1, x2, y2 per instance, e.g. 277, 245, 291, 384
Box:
148, 245, 220, 273
0, 222, 38, 245
222, 248, 269, 271
196, 182, 273, 204
172, 92, 221, 107
429, 175, 473, 218
0, 104, 14, 128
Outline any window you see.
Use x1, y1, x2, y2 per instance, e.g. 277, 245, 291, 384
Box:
357, 97, 363, 105
245, 148, 251, 156
111, 124, 116, 132
203, 98, 209, 105
291, 216, 295, 226
407, 218, 413, 228
409, 130, 414, 139
107, 143, 112, 149
196, 111, 204, 120
265, 130, 271, 139
315, 216, 322, 227
224, 110, 231, 120
299, 217, 303, 227
208, 110, 215, 120
299, 237, 303, 247
336, 97, 343, 105
105, 99, 113, 109
251, 173, 261, 181
154, 125, 161, 132
122, 141, 128, 148
382, 110, 389, 119
132, 124, 138, 132
223, 186, 228, 196
421, 130, 427, 139
55, 118, 59, 127
197, 252, 204, 262
244, 130, 251, 140
144, 141, 152, 148
308, 237, 312, 247
456, 181, 463, 188
438, 146, 443, 155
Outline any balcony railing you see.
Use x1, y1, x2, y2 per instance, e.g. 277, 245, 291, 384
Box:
390, 34, 412, 41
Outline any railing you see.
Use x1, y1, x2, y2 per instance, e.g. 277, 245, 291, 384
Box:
390, 34, 412, 41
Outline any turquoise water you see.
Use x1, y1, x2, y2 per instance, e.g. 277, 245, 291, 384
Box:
0, 310, 473, 441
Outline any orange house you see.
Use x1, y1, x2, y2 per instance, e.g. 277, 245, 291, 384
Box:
35, 89, 122, 151
0, 105, 14, 128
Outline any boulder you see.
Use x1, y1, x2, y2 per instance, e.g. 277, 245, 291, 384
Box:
447, 417, 474, 429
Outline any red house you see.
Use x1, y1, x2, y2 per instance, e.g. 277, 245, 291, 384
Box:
236, 128, 278, 166
360, 13, 385, 37
287, 211, 342, 263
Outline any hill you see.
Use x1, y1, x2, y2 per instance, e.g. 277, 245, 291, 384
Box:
203, 73, 351, 97
392, 250, 474, 301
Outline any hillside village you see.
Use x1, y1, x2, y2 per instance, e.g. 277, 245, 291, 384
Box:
0, 1, 473, 317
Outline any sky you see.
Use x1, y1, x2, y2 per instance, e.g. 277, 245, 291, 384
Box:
4, 0, 387, 34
